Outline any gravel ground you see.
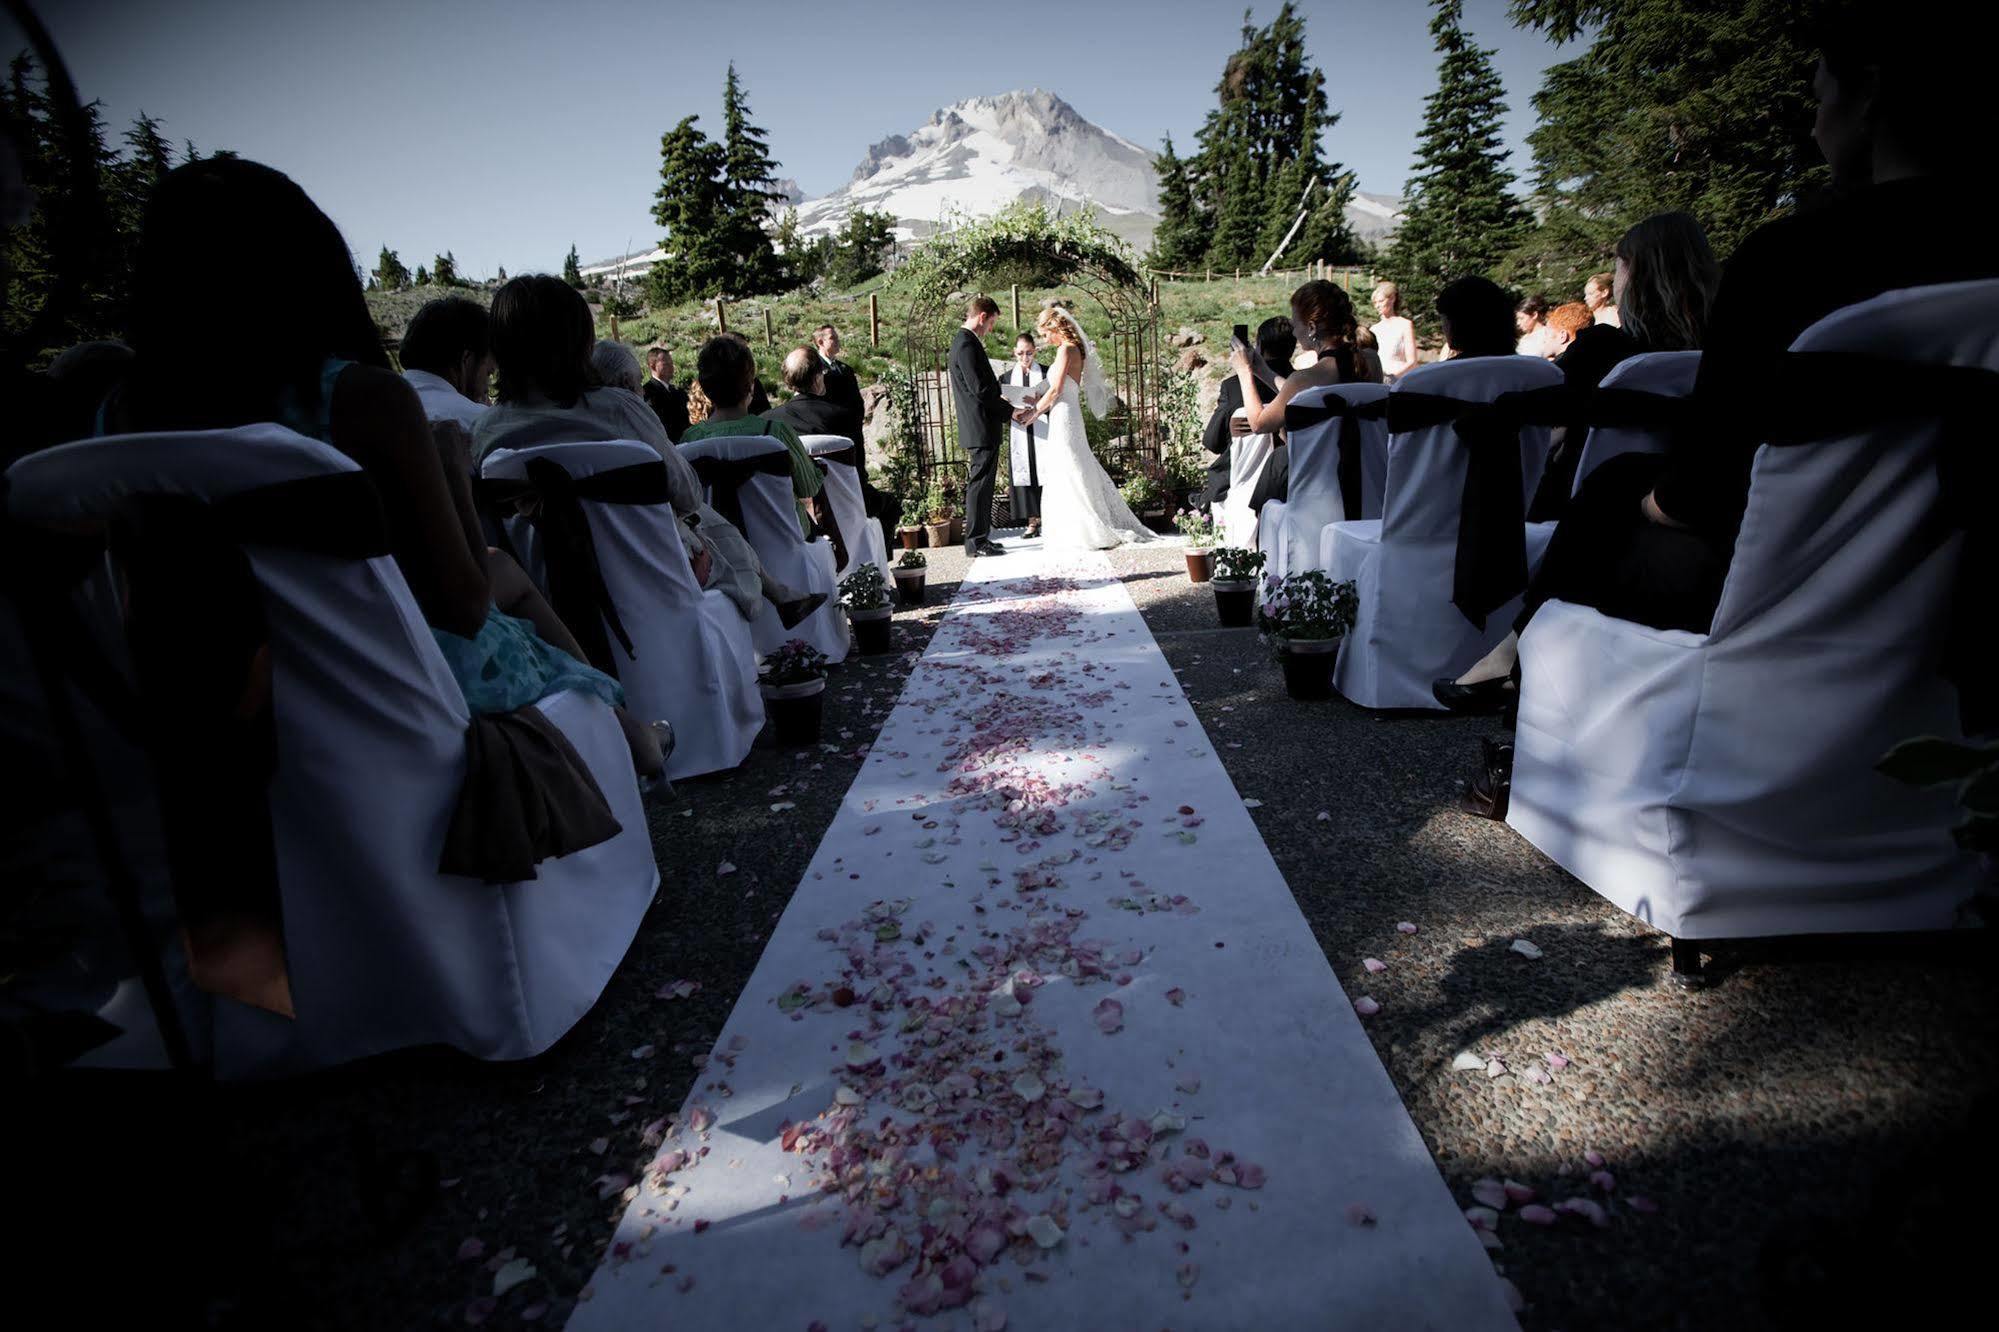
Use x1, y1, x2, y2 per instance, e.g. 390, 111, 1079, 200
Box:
31, 537, 1994, 1330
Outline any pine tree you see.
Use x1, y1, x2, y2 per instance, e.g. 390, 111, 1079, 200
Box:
496, 265, 507, 283
1505, 0, 1831, 293
415, 264, 431, 286
374, 246, 411, 292
1146, 135, 1206, 272
646, 115, 732, 306
1188, 4, 1359, 272
433, 251, 458, 286
825, 209, 897, 289
716, 63, 785, 293
562, 244, 583, 287
1256, 89, 1362, 267
1384, 0, 1530, 322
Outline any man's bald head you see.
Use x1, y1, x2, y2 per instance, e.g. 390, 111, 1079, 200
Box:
782, 345, 824, 395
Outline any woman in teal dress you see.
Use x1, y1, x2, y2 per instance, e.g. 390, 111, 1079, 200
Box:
111, 158, 659, 771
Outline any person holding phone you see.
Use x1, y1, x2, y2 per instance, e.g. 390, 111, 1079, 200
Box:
1199, 316, 1295, 506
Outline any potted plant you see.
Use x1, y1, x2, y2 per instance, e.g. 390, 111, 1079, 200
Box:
1120, 473, 1170, 532
896, 498, 926, 552
840, 564, 893, 655
921, 484, 952, 550
1175, 507, 1219, 582
942, 476, 966, 546
1256, 570, 1358, 700
758, 639, 831, 745
893, 548, 928, 606
1210, 546, 1264, 627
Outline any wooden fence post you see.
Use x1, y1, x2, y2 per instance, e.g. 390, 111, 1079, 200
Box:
1011, 283, 1020, 332
763, 306, 774, 348
869, 293, 880, 348
1206, 268, 1212, 283
609, 313, 620, 342
714, 297, 727, 334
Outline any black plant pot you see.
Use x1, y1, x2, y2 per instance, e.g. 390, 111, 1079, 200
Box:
761, 678, 826, 746
1213, 579, 1255, 627
1278, 638, 1340, 700
894, 570, 927, 607
851, 607, 892, 655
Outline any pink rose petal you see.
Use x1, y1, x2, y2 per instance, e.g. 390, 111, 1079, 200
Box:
1584, 1149, 1606, 1168
1590, 1170, 1617, 1194
1503, 1180, 1537, 1204
1396, 921, 1418, 934
1627, 1195, 1660, 1214
1470, 1178, 1507, 1210
1345, 1202, 1377, 1227
1164, 987, 1186, 1006
1362, 957, 1387, 974
1518, 1204, 1558, 1225
1353, 995, 1380, 1017
1092, 997, 1124, 1034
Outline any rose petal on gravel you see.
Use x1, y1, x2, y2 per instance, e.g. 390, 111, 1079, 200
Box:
587, 1137, 609, 1156
1509, 938, 1544, 959
1362, 957, 1387, 974
1556, 1197, 1611, 1228
1590, 1170, 1617, 1193
1025, 1214, 1064, 1248
1352, 995, 1380, 1017
1585, 1149, 1606, 1168
492, 1258, 536, 1297
1464, 1205, 1500, 1231
1484, 1058, 1508, 1078
1175, 1072, 1202, 1094
1315, 810, 1331, 821
1518, 1204, 1558, 1225
1546, 1052, 1570, 1069
1396, 921, 1418, 934
1504, 1180, 1537, 1203
1628, 1195, 1660, 1214
1011, 1072, 1045, 1103
1451, 1051, 1486, 1072
1470, 1178, 1508, 1210
716, 861, 737, 877
629, 1044, 655, 1060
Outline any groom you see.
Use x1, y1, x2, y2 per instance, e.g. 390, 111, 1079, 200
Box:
948, 295, 1008, 557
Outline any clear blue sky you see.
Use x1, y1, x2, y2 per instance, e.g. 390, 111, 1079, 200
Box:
31, 0, 1580, 278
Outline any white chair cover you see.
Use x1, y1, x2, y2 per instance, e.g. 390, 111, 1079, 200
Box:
1255, 382, 1388, 591
801, 433, 892, 585
1217, 409, 1274, 551
482, 440, 764, 780
5, 424, 660, 1078
1507, 280, 1996, 939
1569, 350, 1702, 493
1324, 356, 1566, 709
679, 435, 849, 663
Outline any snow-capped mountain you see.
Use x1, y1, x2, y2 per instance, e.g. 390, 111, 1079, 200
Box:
579, 90, 1403, 283
793, 89, 1160, 248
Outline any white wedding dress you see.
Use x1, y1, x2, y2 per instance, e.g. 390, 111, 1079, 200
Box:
1036, 371, 1155, 550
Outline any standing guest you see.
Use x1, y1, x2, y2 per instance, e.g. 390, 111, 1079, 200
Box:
399, 296, 493, 428
1001, 332, 1049, 535
680, 336, 827, 542
1200, 316, 1293, 507
813, 324, 866, 423
1515, 295, 1559, 357
642, 345, 689, 442
1585, 271, 1621, 327
1370, 281, 1418, 380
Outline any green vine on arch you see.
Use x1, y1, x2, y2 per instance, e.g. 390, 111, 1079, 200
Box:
891, 202, 1144, 306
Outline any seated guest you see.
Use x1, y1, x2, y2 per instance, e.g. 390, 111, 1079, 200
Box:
1201, 316, 1294, 508
1584, 271, 1620, 327
813, 323, 866, 423
400, 296, 493, 428
768, 344, 864, 449
1439, 6, 1999, 805
47, 339, 136, 444
643, 345, 689, 442
475, 277, 821, 627
110, 159, 661, 774
1370, 281, 1418, 381
1544, 301, 1594, 358
1236, 284, 1366, 514
682, 337, 827, 542
1353, 326, 1385, 384
1515, 295, 1559, 358
1433, 277, 1521, 360
1528, 213, 1720, 521
590, 339, 645, 393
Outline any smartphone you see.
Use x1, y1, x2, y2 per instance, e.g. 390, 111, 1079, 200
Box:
1232, 323, 1249, 349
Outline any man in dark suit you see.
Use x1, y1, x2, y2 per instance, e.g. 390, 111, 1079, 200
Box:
1202, 316, 1294, 507
813, 324, 867, 424
771, 345, 901, 553
642, 346, 690, 442
948, 296, 1008, 556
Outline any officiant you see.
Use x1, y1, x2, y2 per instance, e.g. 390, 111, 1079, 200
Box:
1003, 331, 1049, 536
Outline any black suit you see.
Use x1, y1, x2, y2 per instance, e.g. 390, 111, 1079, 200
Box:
819, 354, 866, 423
948, 327, 1006, 548
769, 389, 898, 551
1200, 372, 1275, 506
642, 379, 690, 443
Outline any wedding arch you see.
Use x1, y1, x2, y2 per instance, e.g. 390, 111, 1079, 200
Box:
891, 204, 1165, 503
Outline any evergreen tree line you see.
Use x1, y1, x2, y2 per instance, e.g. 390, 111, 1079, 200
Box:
1158, 0, 1843, 329
645, 64, 896, 307
369, 246, 473, 292
1149, 3, 1366, 275
2, 53, 228, 356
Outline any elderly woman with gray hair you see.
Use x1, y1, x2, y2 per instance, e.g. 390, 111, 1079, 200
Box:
589, 339, 645, 393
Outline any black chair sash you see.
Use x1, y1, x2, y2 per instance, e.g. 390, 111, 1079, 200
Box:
1283, 395, 1388, 522
3, 469, 391, 1020
477, 459, 669, 679
687, 449, 796, 536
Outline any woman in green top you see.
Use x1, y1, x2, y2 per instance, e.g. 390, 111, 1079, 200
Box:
680, 335, 824, 540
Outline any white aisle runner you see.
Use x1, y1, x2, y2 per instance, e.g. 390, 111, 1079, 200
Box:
570, 546, 1514, 1331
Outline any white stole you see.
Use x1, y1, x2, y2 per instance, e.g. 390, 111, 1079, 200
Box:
1006, 362, 1048, 488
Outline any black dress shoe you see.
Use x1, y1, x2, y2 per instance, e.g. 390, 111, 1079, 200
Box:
1460, 737, 1514, 821
1431, 673, 1516, 715
776, 591, 828, 628
966, 538, 1007, 557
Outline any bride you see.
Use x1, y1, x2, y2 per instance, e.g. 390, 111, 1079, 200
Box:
1014, 304, 1155, 550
